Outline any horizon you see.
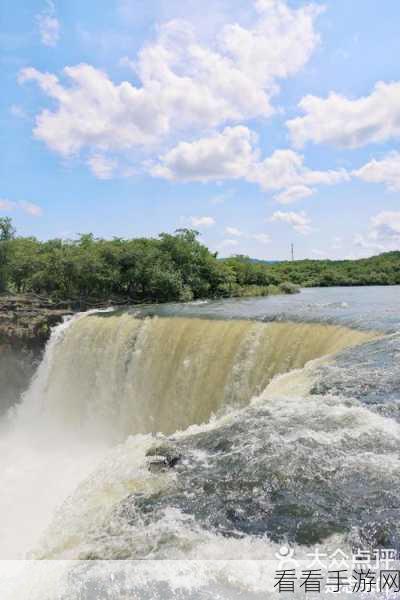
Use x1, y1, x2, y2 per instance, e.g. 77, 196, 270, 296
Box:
5, 216, 399, 265
2, 1, 400, 261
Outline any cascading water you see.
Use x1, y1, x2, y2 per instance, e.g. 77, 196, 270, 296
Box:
36, 313, 375, 440
0, 314, 111, 560
1, 289, 399, 599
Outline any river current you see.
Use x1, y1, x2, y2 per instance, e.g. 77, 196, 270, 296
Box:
0, 286, 399, 599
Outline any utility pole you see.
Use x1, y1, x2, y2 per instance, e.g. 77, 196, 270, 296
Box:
291, 243, 294, 262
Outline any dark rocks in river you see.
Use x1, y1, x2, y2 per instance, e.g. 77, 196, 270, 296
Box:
146, 445, 182, 472
112, 397, 400, 555
0, 294, 72, 412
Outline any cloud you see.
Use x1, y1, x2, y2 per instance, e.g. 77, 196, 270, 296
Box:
223, 227, 271, 244
153, 132, 347, 200
250, 233, 271, 244
370, 211, 400, 242
354, 211, 400, 254
225, 226, 243, 236
188, 216, 216, 228
220, 0, 322, 86
287, 81, 400, 148
118, 0, 248, 38
151, 126, 258, 182
219, 238, 240, 248
269, 210, 312, 235
0, 199, 42, 216
249, 149, 348, 202
217, 229, 271, 255
36, 1, 60, 47
274, 185, 314, 204
18, 65, 166, 156
0, 199, 17, 211
353, 234, 387, 253
19, 202, 43, 217
354, 152, 400, 191
21, 0, 321, 167
87, 154, 117, 180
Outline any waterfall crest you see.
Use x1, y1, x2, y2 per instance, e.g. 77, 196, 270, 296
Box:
36, 313, 376, 439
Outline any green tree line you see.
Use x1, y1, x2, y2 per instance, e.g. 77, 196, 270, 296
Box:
0, 218, 295, 306
1, 217, 398, 306
268, 253, 400, 287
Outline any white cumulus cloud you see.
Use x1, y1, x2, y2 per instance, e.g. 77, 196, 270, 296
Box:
87, 154, 118, 180
21, 0, 321, 169
225, 226, 243, 236
152, 131, 348, 201
370, 211, 400, 242
249, 149, 348, 202
353, 234, 387, 253
223, 228, 271, 244
274, 185, 314, 204
354, 211, 400, 254
188, 216, 216, 228
18, 65, 167, 156
0, 199, 42, 217
269, 210, 312, 235
354, 152, 400, 191
287, 81, 400, 148
152, 126, 258, 182
220, 0, 322, 88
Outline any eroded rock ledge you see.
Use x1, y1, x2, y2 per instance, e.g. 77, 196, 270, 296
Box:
0, 295, 73, 412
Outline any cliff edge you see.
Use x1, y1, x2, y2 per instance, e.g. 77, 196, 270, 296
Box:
0, 295, 72, 412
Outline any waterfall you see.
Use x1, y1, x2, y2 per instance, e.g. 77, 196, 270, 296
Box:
32, 313, 376, 440
0, 311, 377, 561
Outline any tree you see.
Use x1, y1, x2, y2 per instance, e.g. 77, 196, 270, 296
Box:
1, 219, 398, 302
0, 218, 16, 292
0, 217, 16, 241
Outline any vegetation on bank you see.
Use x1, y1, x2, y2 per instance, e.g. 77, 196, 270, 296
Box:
0, 218, 297, 306
1, 217, 399, 307
268, 252, 400, 287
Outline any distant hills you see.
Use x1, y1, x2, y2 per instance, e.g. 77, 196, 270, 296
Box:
264, 251, 400, 287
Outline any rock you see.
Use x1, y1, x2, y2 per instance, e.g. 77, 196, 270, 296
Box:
146, 446, 182, 473
0, 294, 74, 413
0, 295, 72, 348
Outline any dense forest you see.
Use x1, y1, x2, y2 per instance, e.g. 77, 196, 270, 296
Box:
0, 217, 399, 307
268, 252, 400, 287
0, 218, 297, 306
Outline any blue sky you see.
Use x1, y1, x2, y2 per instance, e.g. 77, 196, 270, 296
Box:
1, 0, 400, 260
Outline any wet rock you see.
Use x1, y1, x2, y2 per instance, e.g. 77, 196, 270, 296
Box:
0, 294, 72, 348
0, 294, 73, 412
146, 445, 182, 473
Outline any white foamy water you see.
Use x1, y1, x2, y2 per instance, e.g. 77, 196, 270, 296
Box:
0, 298, 397, 599
0, 315, 111, 559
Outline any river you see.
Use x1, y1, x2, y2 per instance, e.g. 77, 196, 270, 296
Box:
0, 287, 399, 598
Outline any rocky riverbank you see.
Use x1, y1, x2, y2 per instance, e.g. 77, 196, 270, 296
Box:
0, 295, 73, 412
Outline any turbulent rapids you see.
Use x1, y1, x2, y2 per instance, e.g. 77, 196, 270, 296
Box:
1, 288, 400, 599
